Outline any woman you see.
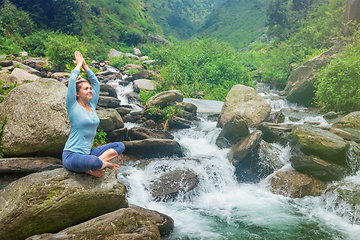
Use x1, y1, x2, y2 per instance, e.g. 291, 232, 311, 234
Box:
62, 51, 124, 177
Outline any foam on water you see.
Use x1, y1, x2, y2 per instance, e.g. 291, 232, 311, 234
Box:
117, 116, 360, 239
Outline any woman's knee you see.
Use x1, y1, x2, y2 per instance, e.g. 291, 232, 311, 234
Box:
113, 142, 125, 155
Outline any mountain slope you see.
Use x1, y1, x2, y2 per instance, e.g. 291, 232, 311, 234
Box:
145, 0, 225, 39
198, 0, 270, 49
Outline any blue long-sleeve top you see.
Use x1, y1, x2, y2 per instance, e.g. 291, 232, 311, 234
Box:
63, 69, 100, 154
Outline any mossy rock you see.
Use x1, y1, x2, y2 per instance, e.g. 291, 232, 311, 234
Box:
0, 168, 128, 240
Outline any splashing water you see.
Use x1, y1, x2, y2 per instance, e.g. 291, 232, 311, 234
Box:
118, 115, 360, 239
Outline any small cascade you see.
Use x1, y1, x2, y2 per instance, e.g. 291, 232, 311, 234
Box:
112, 80, 360, 239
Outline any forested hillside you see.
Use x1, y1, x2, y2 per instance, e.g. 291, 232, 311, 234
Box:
144, 0, 224, 39
198, 0, 270, 50
0, 0, 161, 60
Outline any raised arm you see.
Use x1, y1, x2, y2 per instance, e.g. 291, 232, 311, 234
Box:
66, 51, 84, 110
84, 64, 100, 107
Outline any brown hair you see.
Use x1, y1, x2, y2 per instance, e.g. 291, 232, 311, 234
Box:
76, 80, 91, 99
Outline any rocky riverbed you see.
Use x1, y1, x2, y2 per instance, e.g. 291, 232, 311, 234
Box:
1, 52, 360, 239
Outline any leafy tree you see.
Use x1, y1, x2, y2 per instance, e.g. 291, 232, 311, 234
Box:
7, 0, 81, 34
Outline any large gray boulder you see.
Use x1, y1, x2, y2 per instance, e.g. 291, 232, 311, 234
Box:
26, 208, 160, 240
129, 205, 174, 236
133, 79, 155, 90
10, 67, 41, 83
0, 157, 62, 173
258, 122, 293, 145
0, 168, 128, 240
340, 0, 360, 36
218, 85, 271, 128
284, 41, 346, 107
290, 155, 347, 181
97, 109, 124, 132
146, 90, 184, 108
332, 111, 360, 128
268, 170, 326, 198
128, 127, 174, 140
291, 125, 349, 165
0, 79, 70, 156
98, 96, 121, 108
150, 170, 198, 201
123, 139, 184, 159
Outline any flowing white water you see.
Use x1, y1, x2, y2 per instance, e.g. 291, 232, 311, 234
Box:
115, 82, 360, 239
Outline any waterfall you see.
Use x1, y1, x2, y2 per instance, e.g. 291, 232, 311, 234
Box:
112, 82, 360, 239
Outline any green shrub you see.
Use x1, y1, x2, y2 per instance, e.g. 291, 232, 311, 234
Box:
23, 31, 49, 56
124, 31, 142, 46
152, 38, 254, 101
315, 31, 360, 112
109, 56, 135, 70
45, 32, 87, 71
93, 129, 107, 148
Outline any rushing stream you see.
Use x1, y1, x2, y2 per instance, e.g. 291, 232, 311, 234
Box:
115, 83, 360, 239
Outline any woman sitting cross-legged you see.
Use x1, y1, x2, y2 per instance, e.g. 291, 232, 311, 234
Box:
62, 51, 124, 177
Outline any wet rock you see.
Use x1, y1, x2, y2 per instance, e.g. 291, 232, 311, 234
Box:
100, 83, 117, 98
146, 90, 184, 108
129, 127, 174, 140
323, 179, 360, 224
291, 125, 349, 165
228, 130, 263, 165
115, 106, 133, 116
168, 116, 193, 129
332, 111, 360, 128
26, 208, 160, 240
0, 168, 128, 240
10, 68, 41, 83
129, 204, 174, 236
98, 96, 121, 108
216, 115, 249, 149
268, 170, 326, 198
107, 128, 128, 142
290, 155, 347, 181
323, 111, 338, 120
218, 85, 271, 128
329, 128, 360, 143
0, 157, 62, 173
0, 78, 70, 157
122, 114, 141, 123
150, 170, 198, 201
258, 140, 284, 170
97, 109, 124, 132
267, 111, 286, 123
123, 139, 183, 159
257, 122, 293, 145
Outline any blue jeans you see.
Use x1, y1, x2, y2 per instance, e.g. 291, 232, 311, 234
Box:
62, 142, 125, 172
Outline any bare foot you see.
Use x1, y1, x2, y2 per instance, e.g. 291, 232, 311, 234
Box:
107, 162, 120, 172
85, 169, 105, 177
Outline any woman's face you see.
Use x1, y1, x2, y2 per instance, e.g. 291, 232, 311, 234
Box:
76, 82, 93, 101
